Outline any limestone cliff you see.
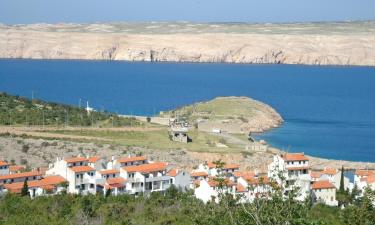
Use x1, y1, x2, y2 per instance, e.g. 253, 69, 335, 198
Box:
0, 21, 374, 66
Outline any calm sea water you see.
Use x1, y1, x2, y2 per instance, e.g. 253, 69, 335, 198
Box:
1, 59, 375, 162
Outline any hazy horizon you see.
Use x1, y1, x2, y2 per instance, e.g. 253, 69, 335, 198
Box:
1, 0, 375, 24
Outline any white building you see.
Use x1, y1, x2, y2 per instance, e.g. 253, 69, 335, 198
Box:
268, 153, 311, 201
0, 161, 10, 175
355, 170, 375, 194
235, 174, 271, 203
46, 156, 99, 195
3, 175, 66, 198
319, 167, 349, 190
112, 156, 148, 169
311, 180, 338, 206
194, 179, 235, 203
120, 162, 171, 195
167, 168, 191, 191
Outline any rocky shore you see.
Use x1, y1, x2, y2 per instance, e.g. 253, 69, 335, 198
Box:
1, 21, 375, 66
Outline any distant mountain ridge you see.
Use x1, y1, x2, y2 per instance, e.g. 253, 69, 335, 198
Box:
0, 21, 374, 66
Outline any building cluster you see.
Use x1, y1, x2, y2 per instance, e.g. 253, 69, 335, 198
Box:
0, 152, 374, 207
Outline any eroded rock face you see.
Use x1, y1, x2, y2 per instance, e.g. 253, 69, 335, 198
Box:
0, 22, 374, 66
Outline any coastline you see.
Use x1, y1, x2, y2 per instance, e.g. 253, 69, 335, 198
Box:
1, 21, 375, 66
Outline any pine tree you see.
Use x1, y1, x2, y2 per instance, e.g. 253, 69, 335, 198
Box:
21, 180, 29, 196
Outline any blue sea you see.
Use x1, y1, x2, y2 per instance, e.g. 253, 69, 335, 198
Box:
1, 59, 375, 162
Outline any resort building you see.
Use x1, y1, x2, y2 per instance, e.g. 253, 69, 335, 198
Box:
355, 170, 375, 194
46, 157, 98, 195
120, 162, 171, 195
235, 173, 271, 203
311, 180, 338, 206
0, 160, 10, 175
268, 153, 311, 201
194, 178, 236, 203
318, 167, 349, 190
167, 168, 191, 191
4, 175, 66, 198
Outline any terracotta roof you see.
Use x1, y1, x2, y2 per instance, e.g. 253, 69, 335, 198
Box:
4, 175, 66, 192
122, 162, 167, 173
282, 153, 309, 162
310, 171, 322, 179
286, 166, 309, 171
208, 178, 235, 187
99, 169, 119, 175
0, 161, 9, 167
224, 164, 240, 170
118, 156, 146, 163
361, 175, 375, 184
236, 183, 247, 192
88, 156, 100, 163
246, 176, 270, 185
167, 169, 178, 177
207, 162, 215, 169
64, 157, 88, 163
322, 168, 338, 175
9, 165, 25, 173
107, 177, 126, 185
69, 166, 94, 173
355, 170, 375, 177
105, 183, 125, 189
191, 171, 208, 177
312, 180, 335, 189
0, 171, 42, 180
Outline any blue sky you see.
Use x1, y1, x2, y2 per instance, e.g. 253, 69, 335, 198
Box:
1, 0, 375, 24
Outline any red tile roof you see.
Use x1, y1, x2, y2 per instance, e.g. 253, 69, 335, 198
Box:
236, 183, 247, 192
99, 169, 119, 175
69, 166, 94, 173
9, 165, 25, 173
310, 171, 322, 179
361, 175, 375, 184
208, 178, 235, 187
4, 175, 66, 192
0, 171, 42, 180
122, 162, 167, 173
191, 171, 208, 177
107, 177, 126, 185
312, 180, 335, 189
355, 170, 374, 177
282, 153, 309, 162
246, 176, 270, 185
167, 169, 178, 177
88, 156, 100, 163
224, 164, 240, 170
322, 168, 338, 175
0, 161, 9, 167
118, 156, 146, 163
64, 157, 88, 163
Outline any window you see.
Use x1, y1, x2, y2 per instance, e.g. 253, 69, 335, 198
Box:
76, 174, 79, 178
90, 184, 94, 189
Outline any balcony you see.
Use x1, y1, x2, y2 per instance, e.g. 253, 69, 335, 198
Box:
145, 175, 170, 183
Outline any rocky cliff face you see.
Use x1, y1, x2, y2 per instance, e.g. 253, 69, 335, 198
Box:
0, 22, 374, 66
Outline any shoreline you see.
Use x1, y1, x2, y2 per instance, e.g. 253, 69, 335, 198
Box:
1, 57, 375, 68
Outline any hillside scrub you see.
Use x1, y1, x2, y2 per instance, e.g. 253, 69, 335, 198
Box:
0, 92, 141, 127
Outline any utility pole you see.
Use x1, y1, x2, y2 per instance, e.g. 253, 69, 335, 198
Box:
42, 110, 45, 129
9, 111, 11, 127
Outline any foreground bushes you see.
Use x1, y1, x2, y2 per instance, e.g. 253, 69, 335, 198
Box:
0, 187, 374, 225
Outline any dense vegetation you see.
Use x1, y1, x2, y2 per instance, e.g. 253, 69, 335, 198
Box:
0, 92, 141, 127
0, 186, 374, 225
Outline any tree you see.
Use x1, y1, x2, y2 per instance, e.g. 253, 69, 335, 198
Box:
21, 180, 29, 196
339, 165, 345, 193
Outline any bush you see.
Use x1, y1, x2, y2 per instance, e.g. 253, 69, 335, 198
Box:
22, 144, 29, 153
